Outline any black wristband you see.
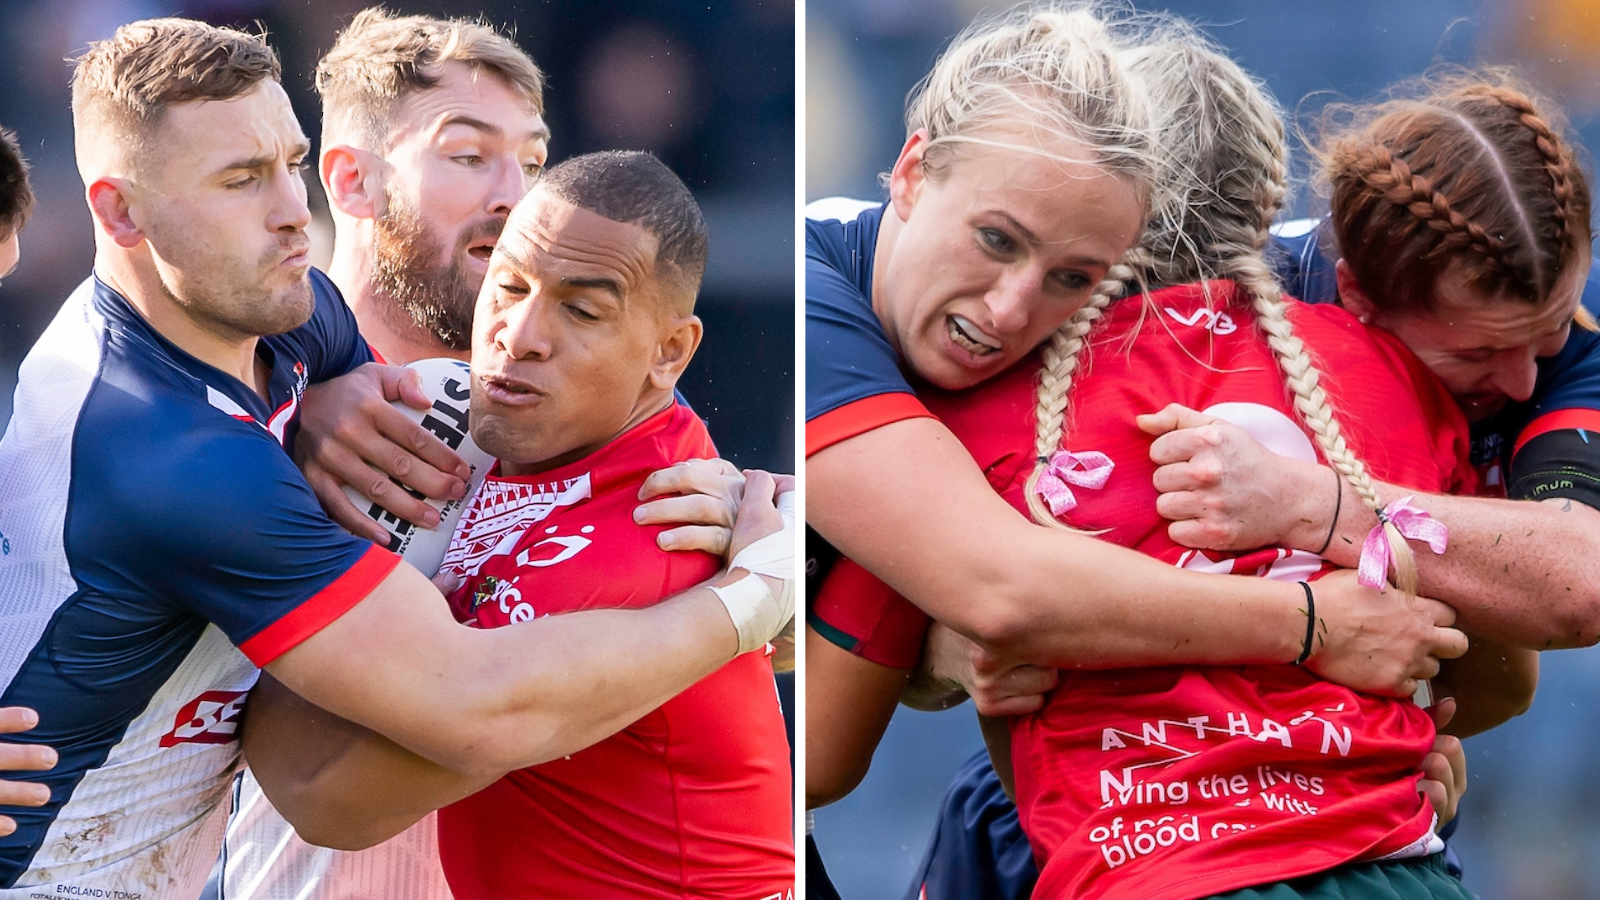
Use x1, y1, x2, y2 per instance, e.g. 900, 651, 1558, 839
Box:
1293, 581, 1316, 666
1314, 469, 1342, 556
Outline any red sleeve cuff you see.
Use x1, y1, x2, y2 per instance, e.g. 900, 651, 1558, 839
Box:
806, 393, 934, 457
240, 545, 402, 666
1514, 408, 1600, 458
810, 558, 930, 669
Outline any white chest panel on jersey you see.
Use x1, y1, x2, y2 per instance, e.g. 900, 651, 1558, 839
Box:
220, 362, 478, 899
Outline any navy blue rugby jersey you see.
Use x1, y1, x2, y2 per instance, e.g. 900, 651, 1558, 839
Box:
804, 198, 939, 602
0, 269, 399, 898
804, 198, 936, 457
1273, 218, 1600, 504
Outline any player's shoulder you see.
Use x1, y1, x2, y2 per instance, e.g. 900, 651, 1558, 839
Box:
1269, 217, 1340, 305
805, 197, 883, 288
80, 400, 294, 522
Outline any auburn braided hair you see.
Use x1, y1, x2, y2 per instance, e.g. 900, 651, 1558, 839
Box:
1319, 69, 1591, 315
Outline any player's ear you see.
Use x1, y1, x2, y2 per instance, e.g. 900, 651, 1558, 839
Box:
648, 313, 703, 392
87, 178, 143, 249
888, 129, 932, 222
322, 144, 384, 220
1334, 259, 1378, 323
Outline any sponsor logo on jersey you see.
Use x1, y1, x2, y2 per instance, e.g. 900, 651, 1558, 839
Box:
160, 690, 247, 747
1163, 306, 1237, 335
265, 361, 311, 445
515, 526, 595, 568
440, 473, 593, 578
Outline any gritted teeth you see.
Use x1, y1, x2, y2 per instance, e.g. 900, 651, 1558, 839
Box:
949, 315, 1000, 355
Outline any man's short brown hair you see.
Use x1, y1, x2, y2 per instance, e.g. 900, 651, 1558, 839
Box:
0, 127, 33, 236
71, 18, 281, 175
316, 7, 545, 152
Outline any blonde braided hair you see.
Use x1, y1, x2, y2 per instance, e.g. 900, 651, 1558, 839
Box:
1023, 36, 1421, 590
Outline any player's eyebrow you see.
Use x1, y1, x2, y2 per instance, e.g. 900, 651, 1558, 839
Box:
497, 244, 530, 273
439, 114, 552, 144
563, 276, 623, 302
220, 141, 312, 173
994, 211, 1116, 268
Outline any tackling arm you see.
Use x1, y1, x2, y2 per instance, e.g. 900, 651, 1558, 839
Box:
808, 417, 1463, 694
261, 473, 789, 781
1140, 404, 1600, 648
241, 673, 494, 850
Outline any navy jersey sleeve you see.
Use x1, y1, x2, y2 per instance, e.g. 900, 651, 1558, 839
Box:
71, 418, 399, 667
299, 268, 374, 383
805, 209, 932, 456
1506, 259, 1600, 508
1269, 218, 1341, 306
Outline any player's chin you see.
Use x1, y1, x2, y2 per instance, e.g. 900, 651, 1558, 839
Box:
261, 283, 316, 335
468, 412, 537, 464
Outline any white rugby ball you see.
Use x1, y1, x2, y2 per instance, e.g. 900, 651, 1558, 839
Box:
344, 358, 493, 577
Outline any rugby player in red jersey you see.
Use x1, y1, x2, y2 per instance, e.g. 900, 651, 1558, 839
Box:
0, 126, 30, 284
243, 152, 794, 900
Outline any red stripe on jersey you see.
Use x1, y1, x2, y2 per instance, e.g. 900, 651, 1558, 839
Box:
806, 392, 933, 457
239, 545, 401, 666
1513, 407, 1600, 457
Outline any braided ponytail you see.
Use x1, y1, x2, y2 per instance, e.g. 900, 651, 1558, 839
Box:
1022, 263, 1133, 530
1024, 33, 1425, 592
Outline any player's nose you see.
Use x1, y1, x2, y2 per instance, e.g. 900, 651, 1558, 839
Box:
496, 293, 554, 360
268, 166, 311, 233
984, 267, 1037, 334
1494, 352, 1539, 403
486, 156, 529, 218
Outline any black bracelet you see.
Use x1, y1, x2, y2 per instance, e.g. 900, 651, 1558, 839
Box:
1314, 469, 1342, 556
1293, 581, 1316, 665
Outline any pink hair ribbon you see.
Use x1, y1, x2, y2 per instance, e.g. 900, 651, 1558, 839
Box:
1036, 450, 1114, 517
1357, 495, 1448, 589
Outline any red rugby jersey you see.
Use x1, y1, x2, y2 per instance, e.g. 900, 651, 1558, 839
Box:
436, 404, 794, 900
811, 282, 1474, 899
930, 282, 1471, 899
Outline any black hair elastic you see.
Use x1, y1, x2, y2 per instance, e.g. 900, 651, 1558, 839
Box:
1314, 469, 1342, 557
1293, 581, 1316, 666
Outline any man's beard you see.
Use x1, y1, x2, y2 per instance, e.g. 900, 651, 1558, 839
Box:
370, 192, 496, 352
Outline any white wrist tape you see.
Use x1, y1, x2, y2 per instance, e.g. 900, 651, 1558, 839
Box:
710, 574, 782, 655
716, 488, 797, 654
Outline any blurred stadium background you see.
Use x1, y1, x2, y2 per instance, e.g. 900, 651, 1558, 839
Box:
807, 1, 1600, 898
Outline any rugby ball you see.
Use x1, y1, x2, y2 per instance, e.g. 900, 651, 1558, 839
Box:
343, 358, 494, 577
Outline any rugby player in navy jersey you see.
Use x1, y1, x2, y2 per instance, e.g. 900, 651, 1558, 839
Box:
0, 19, 792, 900
1153, 74, 1600, 651
0, 125, 54, 843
